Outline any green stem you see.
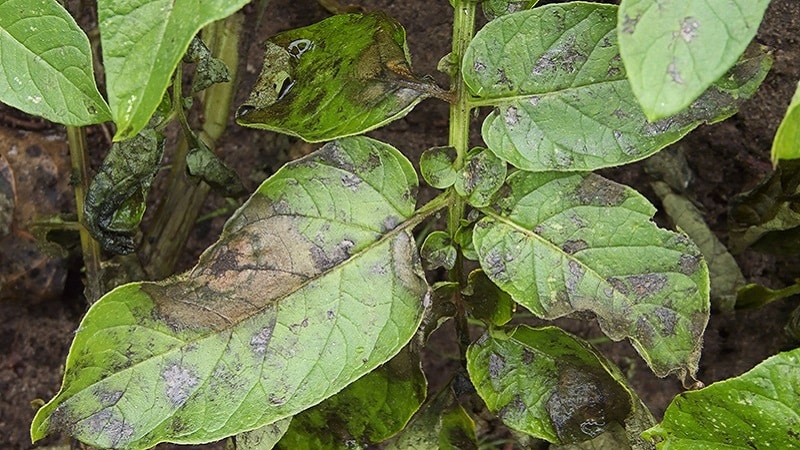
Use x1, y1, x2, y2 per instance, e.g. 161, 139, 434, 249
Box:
448, 0, 478, 364
66, 125, 103, 302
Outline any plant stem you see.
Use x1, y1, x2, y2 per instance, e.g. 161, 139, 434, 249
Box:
66, 125, 103, 302
448, 0, 478, 364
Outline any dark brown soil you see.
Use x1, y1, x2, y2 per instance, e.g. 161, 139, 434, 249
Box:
1, 1, 798, 449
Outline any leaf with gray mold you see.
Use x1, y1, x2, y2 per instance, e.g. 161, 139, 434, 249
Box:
83, 128, 165, 254
643, 347, 800, 448
454, 147, 507, 208
420, 146, 458, 189
462, 3, 771, 172
183, 35, 231, 94
31, 136, 429, 449
618, 0, 770, 120
472, 170, 710, 380
234, 418, 292, 450
236, 12, 440, 142
482, 0, 538, 21
467, 326, 655, 447
420, 231, 457, 271
186, 137, 245, 198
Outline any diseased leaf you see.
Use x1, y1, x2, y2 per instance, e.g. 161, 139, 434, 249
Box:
772, 81, 800, 163
183, 36, 231, 94
83, 128, 164, 254
0, 0, 111, 125
619, 0, 770, 120
31, 136, 429, 449
467, 326, 655, 447
235, 418, 292, 450
421, 231, 457, 271
276, 347, 426, 449
454, 148, 507, 208
186, 137, 245, 198
462, 270, 514, 327
97, 0, 249, 140
415, 282, 457, 347
236, 12, 438, 142
420, 146, 458, 189
482, 0, 538, 21
463, 3, 771, 172
472, 171, 710, 379
386, 377, 478, 450
643, 347, 800, 449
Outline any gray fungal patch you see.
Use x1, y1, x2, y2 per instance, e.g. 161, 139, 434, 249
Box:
668, 62, 684, 84
620, 14, 639, 34
382, 215, 400, 232
678, 17, 700, 42
499, 394, 527, 421
562, 239, 588, 255
484, 248, 510, 282
340, 173, 361, 191
655, 306, 679, 335
529, 96, 540, 106
474, 60, 486, 72
496, 69, 512, 89
327, 310, 336, 320
488, 353, 506, 379
310, 239, 355, 271
251, 325, 275, 354
85, 410, 135, 447
96, 389, 124, 407
575, 176, 626, 206
522, 348, 535, 365
626, 273, 668, 297
678, 254, 700, 275
504, 106, 519, 126
566, 260, 586, 295
162, 363, 199, 406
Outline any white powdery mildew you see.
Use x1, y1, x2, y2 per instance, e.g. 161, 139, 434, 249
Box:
161, 363, 199, 406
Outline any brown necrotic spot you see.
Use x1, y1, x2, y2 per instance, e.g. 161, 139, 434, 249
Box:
562, 239, 588, 255
522, 348, 535, 365
678, 254, 701, 275
655, 306, 679, 335
626, 273, 668, 297
310, 238, 355, 271
575, 176, 626, 206
162, 363, 199, 407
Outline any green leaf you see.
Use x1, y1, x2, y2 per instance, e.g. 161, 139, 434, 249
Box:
463, 3, 771, 172
235, 418, 292, 450
472, 171, 710, 379
84, 128, 165, 254
643, 347, 800, 449
772, 81, 800, 163
186, 137, 246, 198
482, 0, 538, 21
276, 347, 426, 449
236, 12, 437, 143
421, 231, 457, 271
0, 0, 111, 125
619, 0, 770, 120
31, 136, 429, 449
420, 146, 458, 189
454, 148, 507, 208
467, 326, 655, 446
462, 269, 514, 327
97, 0, 248, 140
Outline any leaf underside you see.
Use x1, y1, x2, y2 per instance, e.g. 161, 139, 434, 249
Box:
236, 12, 435, 142
644, 347, 800, 449
618, 0, 771, 120
31, 136, 428, 449
473, 171, 710, 379
463, 3, 771, 172
0, 0, 111, 125
97, 0, 249, 140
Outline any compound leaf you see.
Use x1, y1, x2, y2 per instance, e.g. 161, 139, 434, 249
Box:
97, 0, 249, 140
0, 0, 111, 125
236, 12, 437, 142
275, 347, 426, 449
618, 0, 770, 120
771, 81, 800, 163
463, 3, 770, 172
467, 326, 655, 446
472, 171, 710, 379
643, 347, 800, 449
30, 136, 428, 449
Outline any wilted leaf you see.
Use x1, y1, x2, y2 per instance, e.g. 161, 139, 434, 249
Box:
421, 231, 457, 271
31, 136, 429, 449
472, 171, 710, 379
619, 0, 770, 120
276, 347, 426, 449
415, 282, 457, 347
97, 0, 249, 140
186, 137, 245, 198
462, 269, 513, 327
183, 36, 231, 94
235, 418, 292, 450
772, 81, 800, 163
420, 146, 458, 189
386, 377, 478, 450
236, 12, 438, 142
0, 0, 111, 125
467, 326, 655, 446
643, 347, 800, 449
463, 3, 771, 172
83, 128, 165, 254
454, 148, 507, 208
651, 181, 744, 312
482, 0, 538, 21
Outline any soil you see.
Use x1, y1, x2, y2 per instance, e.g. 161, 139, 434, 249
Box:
1, 0, 799, 449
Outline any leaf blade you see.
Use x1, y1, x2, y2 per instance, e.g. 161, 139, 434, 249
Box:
97, 0, 248, 140
771, 81, 800, 163
0, 0, 111, 125
31, 136, 429, 449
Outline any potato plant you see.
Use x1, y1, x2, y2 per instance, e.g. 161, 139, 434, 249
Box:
0, 0, 798, 448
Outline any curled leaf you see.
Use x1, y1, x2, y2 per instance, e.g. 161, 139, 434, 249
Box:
183, 36, 231, 94
420, 146, 458, 189
236, 12, 438, 142
186, 138, 245, 198
454, 147, 507, 208
420, 231, 457, 271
